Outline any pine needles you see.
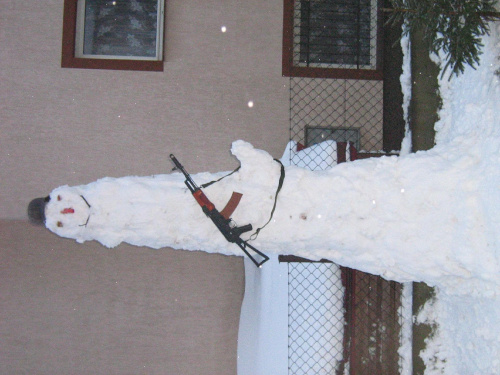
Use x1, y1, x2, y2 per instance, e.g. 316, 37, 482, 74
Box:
385, 0, 500, 79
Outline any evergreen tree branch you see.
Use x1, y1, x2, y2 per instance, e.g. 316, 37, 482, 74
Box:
385, 0, 500, 79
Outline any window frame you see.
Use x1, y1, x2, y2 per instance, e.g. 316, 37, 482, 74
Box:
282, 0, 384, 80
61, 0, 165, 72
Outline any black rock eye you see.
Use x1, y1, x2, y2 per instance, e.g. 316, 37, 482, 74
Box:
57, 221, 63, 228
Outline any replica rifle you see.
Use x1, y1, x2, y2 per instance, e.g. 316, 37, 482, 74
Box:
170, 154, 269, 267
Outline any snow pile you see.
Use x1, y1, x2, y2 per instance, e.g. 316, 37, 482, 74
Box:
410, 22, 500, 375
41, 22, 500, 375
281, 140, 353, 169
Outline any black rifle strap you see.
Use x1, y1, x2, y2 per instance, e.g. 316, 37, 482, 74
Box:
199, 158, 285, 240
200, 166, 241, 189
249, 159, 285, 241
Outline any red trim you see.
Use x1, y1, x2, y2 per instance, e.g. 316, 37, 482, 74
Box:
281, 0, 294, 77
349, 143, 358, 161
349, 270, 357, 375
337, 142, 347, 164
284, 66, 383, 80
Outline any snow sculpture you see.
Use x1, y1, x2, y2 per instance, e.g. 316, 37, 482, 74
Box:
29, 140, 499, 296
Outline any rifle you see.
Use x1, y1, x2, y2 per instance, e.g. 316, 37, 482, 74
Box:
170, 154, 270, 267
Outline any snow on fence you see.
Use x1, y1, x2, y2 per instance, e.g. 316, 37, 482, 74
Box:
281, 256, 405, 375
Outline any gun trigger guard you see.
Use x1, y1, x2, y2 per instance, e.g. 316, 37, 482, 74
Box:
220, 192, 243, 220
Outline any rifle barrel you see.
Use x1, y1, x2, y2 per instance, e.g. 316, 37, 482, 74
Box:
170, 154, 200, 190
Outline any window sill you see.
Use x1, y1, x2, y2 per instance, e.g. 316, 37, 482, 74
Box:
61, 55, 164, 72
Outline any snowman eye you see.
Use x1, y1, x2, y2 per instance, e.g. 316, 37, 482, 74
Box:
57, 221, 63, 227
57, 195, 62, 201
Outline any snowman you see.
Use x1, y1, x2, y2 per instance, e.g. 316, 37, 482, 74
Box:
27, 140, 499, 291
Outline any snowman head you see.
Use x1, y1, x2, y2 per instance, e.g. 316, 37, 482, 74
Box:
43, 186, 92, 238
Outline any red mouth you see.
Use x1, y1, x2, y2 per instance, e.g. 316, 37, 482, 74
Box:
61, 208, 75, 214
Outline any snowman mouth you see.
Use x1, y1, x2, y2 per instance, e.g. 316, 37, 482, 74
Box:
78, 195, 92, 227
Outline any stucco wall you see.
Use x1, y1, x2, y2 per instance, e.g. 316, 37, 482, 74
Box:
0, 0, 288, 373
1, 220, 245, 375
1, 0, 289, 220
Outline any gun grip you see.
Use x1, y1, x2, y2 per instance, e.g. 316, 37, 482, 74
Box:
220, 192, 243, 220
233, 223, 252, 237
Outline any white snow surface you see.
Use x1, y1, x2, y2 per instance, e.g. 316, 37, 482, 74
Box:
44, 23, 500, 375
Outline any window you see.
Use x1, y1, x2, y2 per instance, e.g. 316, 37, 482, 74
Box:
306, 126, 360, 150
62, 0, 165, 71
283, 0, 383, 79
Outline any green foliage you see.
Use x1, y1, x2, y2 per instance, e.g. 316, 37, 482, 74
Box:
386, 0, 500, 79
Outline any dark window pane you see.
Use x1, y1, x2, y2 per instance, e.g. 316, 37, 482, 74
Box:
83, 0, 158, 57
298, 0, 373, 67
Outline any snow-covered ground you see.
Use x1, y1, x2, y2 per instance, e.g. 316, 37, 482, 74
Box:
39, 21, 500, 375
407, 22, 500, 375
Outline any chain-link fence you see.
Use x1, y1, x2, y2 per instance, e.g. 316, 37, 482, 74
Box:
288, 262, 345, 375
283, 258, 406, 375
283, 2, 407, 372
285, 75, 404, 372
289, 77, 384, 157
283, 0, 406, 160
284, 70, 404, 374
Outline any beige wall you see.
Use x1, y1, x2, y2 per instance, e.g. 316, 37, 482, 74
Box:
1, 220, 245, 375
0, 0, 288, 373
1, 0, 289, 220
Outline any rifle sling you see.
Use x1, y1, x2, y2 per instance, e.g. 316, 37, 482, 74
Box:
249, 159, 285, 241
200, 166, 241, 188
199, 159, 285, 240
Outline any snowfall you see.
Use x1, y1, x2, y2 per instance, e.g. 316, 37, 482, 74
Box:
39, 23, 500, 375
